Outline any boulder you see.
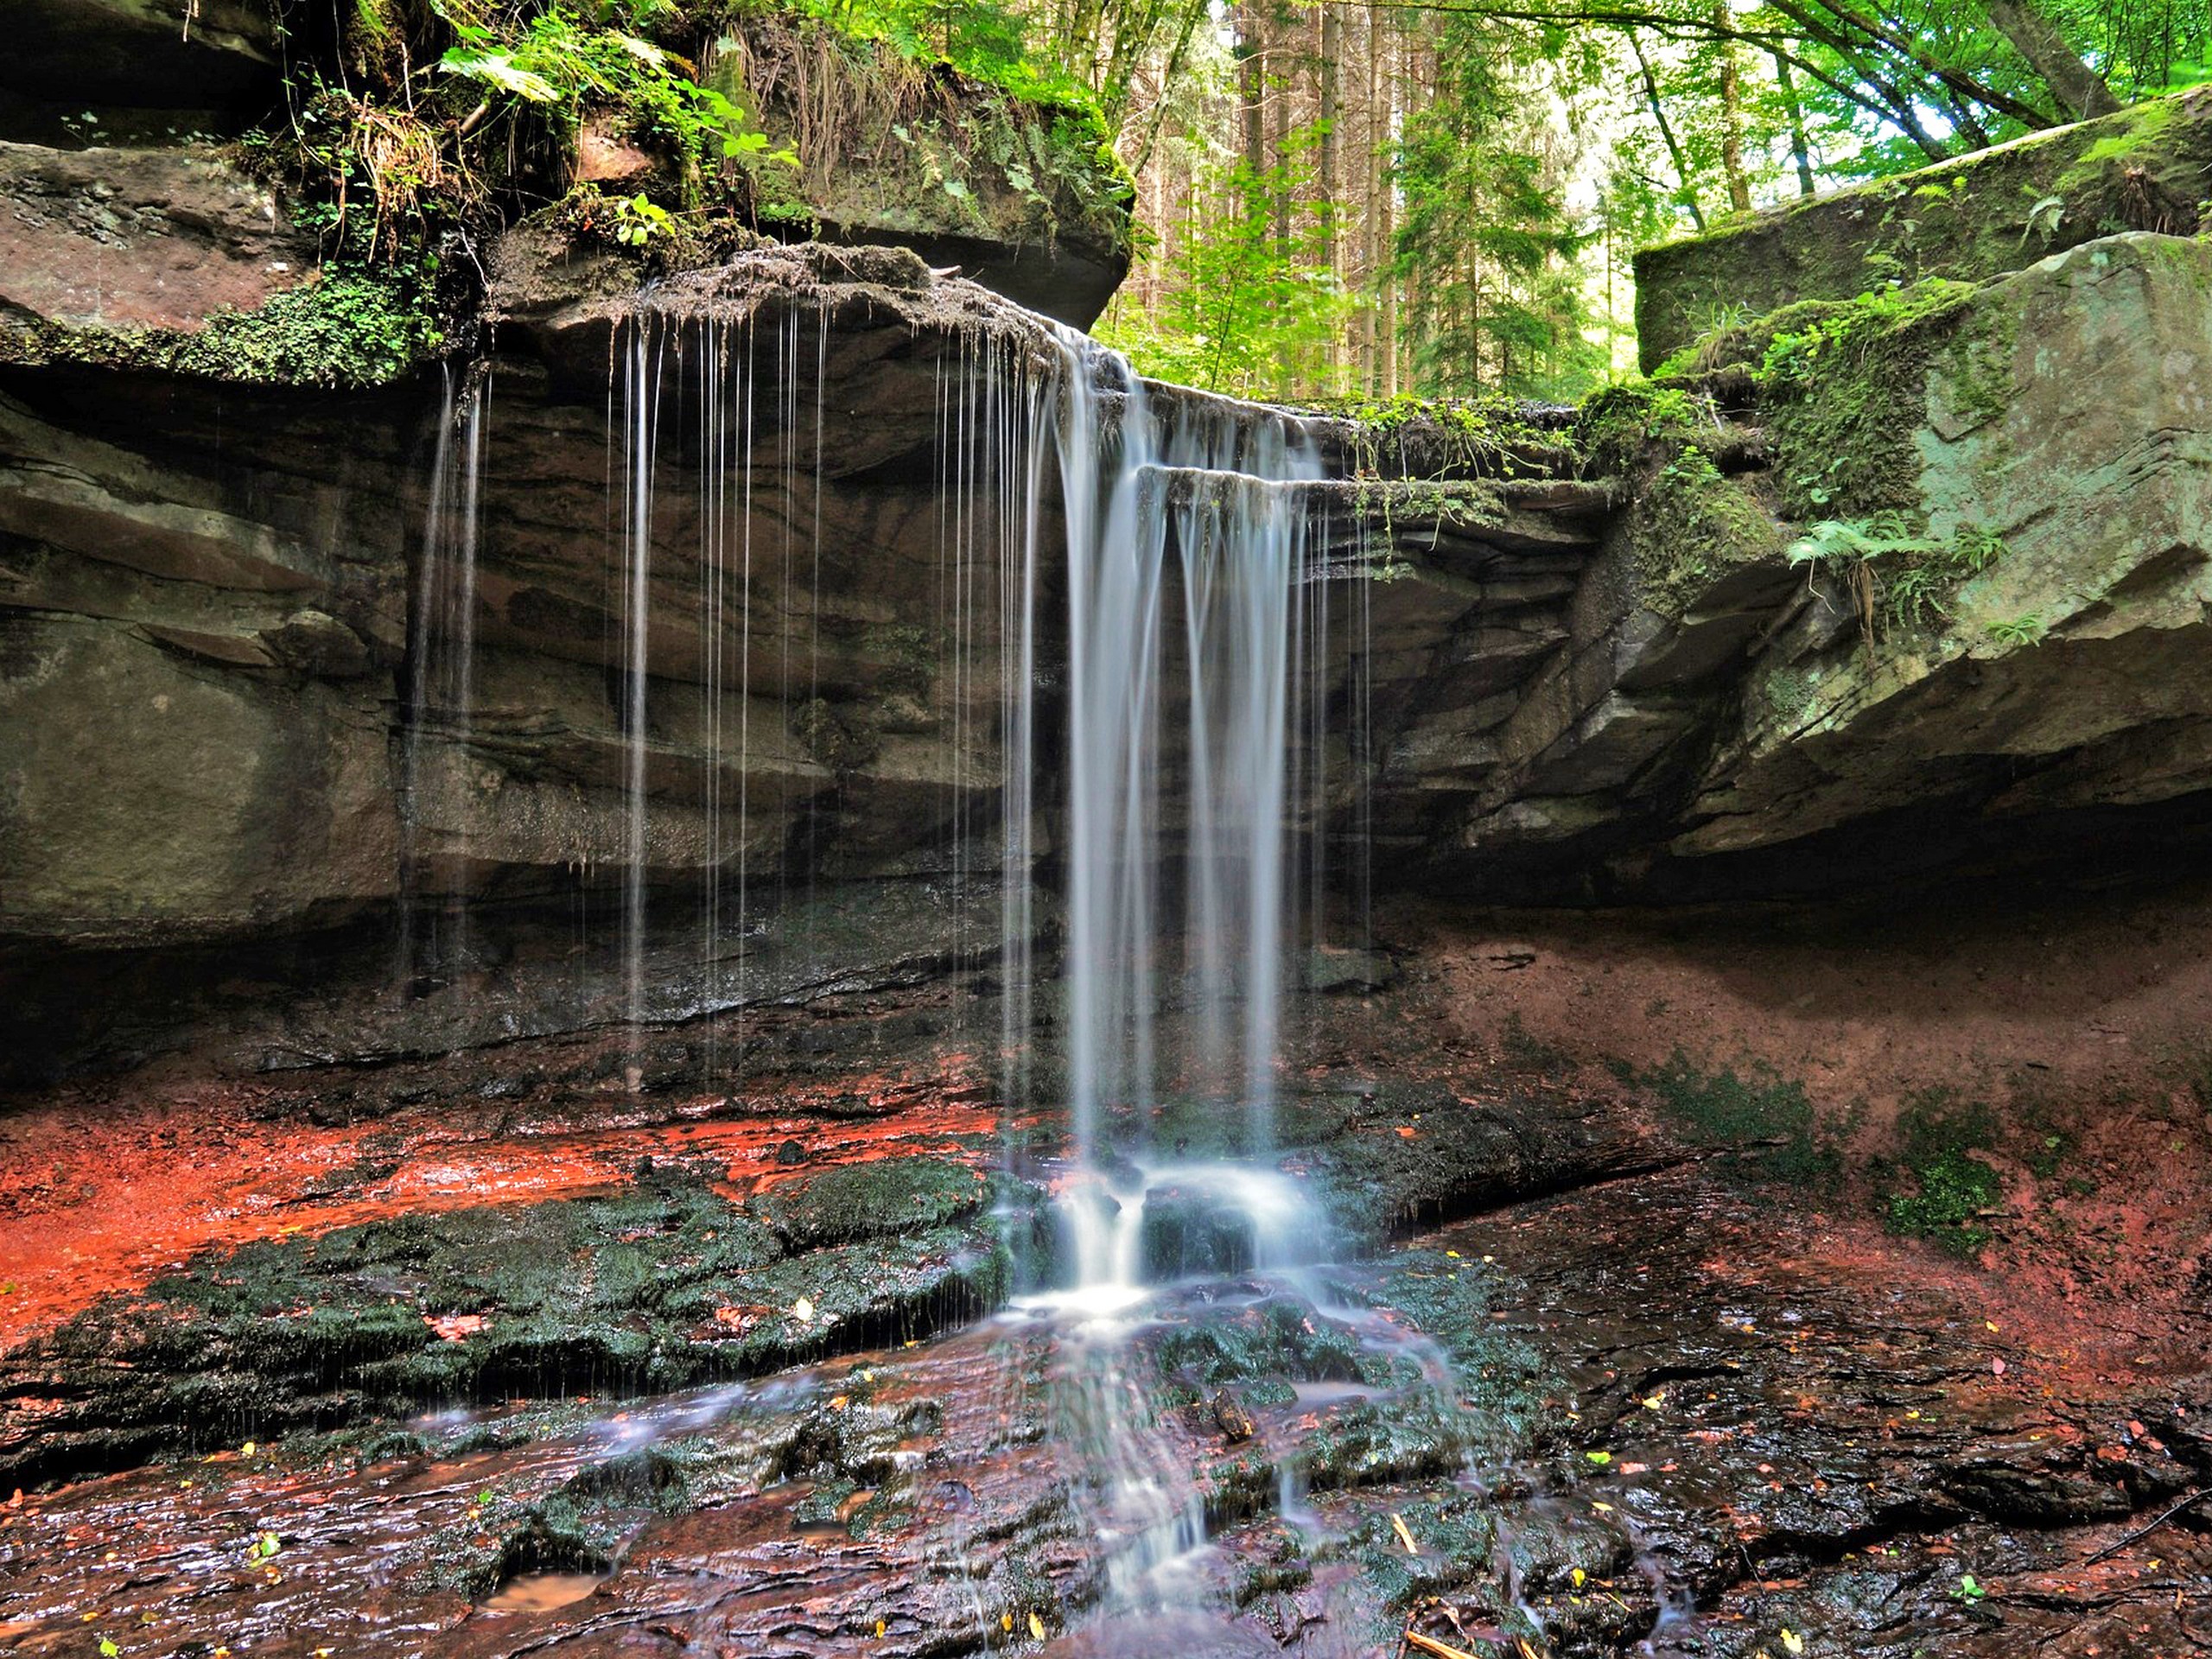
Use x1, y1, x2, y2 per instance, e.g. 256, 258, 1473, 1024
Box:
1634, 88, 2212, 372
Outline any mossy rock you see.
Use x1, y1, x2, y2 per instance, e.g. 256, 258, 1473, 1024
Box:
1624, 445, 1789, 619
748, 1156, 991, 1248
1634, 88, 2212, 372
9, 1169, 1014, 1486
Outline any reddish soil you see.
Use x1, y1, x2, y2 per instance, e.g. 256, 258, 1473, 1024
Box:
1389, 880, 2212, 1386
0, 1064, 1008, 1351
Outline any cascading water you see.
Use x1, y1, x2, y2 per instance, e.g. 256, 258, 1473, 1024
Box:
397, 364, 489, 993
1029, 330, 1330, 1294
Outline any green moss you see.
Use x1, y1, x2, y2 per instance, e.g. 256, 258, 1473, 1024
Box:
1332, 389, 1553, 480
1628, 1049, 1839, 1184
0, 265, 443, 389
25, 1170, 1021, 1480
1887, 1152, 2000, 1255
1750, 280, 1987, 523
1633, 91, 2212, 370
1573, 379, 1713, 474
1764, 663, 1822, 724
1882, 1088, 2001, 1257
1624, 446, 1785, 617
748, 1156, 990, 1248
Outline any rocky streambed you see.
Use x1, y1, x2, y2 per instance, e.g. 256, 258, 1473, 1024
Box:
3, 950, 2207, 1659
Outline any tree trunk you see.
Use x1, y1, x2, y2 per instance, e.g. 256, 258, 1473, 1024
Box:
1771, 51, 1817, 197
1980, 0, 2121, 119
1713, 5, 1753, 213
1319, 3, 1342, 394
1361, 0, 1382, 393
1632, 35, 1706, 232
1238, 5, 1267, 225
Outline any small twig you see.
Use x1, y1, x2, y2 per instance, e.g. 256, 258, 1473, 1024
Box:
2084, 1488, 2212, 1566
1404, 1630, 1486, 1659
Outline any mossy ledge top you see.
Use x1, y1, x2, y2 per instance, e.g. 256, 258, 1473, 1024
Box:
1632, 86, 2212, 372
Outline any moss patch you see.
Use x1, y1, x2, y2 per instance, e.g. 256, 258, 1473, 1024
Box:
1632, 88, 2212, 369
1624, 445, 1786, 618
0, 264, 444, 388
1882, 1088, 2001, 1258
749, 1156, 990, 1248
1626, 1049, 1840, 1184
17, 1167, 1016, 1485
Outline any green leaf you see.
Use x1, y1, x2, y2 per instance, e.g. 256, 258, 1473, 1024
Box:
438, 48, 560, 103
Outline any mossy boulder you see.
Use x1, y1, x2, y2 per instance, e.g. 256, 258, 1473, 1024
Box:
713, 20, 1132, 327
3, 1169, 1016, 1488
1635, 88, 2212, 372
1682, 232, 2212, 855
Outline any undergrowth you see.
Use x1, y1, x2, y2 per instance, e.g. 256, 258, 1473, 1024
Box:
1881, 1087, 2000, 1258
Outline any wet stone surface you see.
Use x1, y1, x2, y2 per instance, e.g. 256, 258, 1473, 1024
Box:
3, 1143, 2207, 1658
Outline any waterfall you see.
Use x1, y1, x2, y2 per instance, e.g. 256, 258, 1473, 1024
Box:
397, 364, 488, 993
395, 270, 1358, 1207
388, 269, 1380, 1639
1028, 330, 1326, 1288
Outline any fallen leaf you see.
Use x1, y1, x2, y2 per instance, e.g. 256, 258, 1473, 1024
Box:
1391, 1511, 1419, 1554
1029, 1611, 1046, 1639
793, 1295, 816, 1323
1779, 1630, 1804, 1654
1586, 1450, 1612, 1465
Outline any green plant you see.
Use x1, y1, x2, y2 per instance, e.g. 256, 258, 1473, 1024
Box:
1885, 1088, 2001, 1257
2022, 193, 2066, 244
1888, 1151, 2000, 1255
611, 191, 673, 245
1984, 612, 2046, 646
1788, 514, 2006, 643
436, 5, 787, 178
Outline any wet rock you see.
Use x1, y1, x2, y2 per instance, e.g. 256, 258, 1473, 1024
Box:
1211, 1388, 1257, 1444
1, 1, 283, 135
750, 1156, 992, 1248
0, 1167, 1020, 1489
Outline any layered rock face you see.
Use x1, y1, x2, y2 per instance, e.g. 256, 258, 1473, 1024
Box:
1384, 231, 2212, 900
0, 243, 1063, 1078
9, 231, 2212, 1071
8, 54, 2212, 1085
